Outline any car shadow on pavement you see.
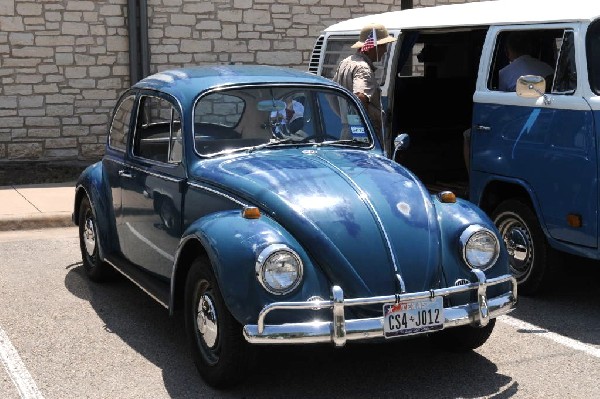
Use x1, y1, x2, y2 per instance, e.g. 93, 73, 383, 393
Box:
64, 265, 514, 398
509, 253, 600, 347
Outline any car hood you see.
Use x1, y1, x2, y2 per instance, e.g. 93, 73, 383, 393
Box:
192, 148, 442, 298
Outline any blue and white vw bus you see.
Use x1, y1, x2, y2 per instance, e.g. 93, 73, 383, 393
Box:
311, 0, 600, 294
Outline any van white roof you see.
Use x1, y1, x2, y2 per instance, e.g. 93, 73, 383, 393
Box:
324, 0, 600, 33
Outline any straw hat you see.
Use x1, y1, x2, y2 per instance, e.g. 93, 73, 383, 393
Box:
351, 23, 397, 49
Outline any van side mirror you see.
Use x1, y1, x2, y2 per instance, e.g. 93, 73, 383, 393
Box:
516, 75, 551, 105
393, 133, 410, 160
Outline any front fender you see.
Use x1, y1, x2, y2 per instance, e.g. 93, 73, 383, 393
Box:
179, 210, 331, 325
434, 196, 510, 301
74, 161, 118, 260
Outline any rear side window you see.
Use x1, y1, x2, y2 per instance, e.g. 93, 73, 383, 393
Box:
133, 95, 182, 164
321, 36, 389, 85
109, 94, 135, 151
488, 28, 576, 94
587, 19, 600, 95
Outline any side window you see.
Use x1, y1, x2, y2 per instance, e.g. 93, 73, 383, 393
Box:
195, 93, 244, 130
488, 29, 576, 94
321, 36, 389, 84
133, 95, 182, 164
109, 94, 135, 151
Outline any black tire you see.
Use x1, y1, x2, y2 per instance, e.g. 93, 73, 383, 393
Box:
78, 196, 114, 282
491, 199, 558, 295
184, 257, 255, 388
432, 319, 496, 352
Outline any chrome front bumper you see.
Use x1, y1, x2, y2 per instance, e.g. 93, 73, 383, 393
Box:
243, 269, 517, 346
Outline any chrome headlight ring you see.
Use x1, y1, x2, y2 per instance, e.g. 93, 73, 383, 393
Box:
255, 244, 304, 295
459, 225, 500, 271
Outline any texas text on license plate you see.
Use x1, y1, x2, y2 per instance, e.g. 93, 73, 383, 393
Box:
383, 296, 444, 338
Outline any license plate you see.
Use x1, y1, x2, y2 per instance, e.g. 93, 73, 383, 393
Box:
383, 296, 444, 338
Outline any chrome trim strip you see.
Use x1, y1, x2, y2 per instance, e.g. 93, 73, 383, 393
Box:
104, 258, 169, 309
106, 158, 183, 183
245, 271, 516, 345
187, 182, 250, 208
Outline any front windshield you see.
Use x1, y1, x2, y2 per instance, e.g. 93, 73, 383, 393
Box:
193, 86, 372, 156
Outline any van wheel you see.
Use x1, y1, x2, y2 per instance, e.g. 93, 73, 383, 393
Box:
184, 256, 255, 388
492, 199, 556, 295
431, 319, 495, 352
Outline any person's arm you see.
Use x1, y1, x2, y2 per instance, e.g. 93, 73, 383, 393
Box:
352, 66, 373, 108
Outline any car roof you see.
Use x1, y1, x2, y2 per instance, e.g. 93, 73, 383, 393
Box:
325, 0, 600, 33
133, 65, 340, 100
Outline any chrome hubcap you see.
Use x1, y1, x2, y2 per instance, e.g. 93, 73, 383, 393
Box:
497, 216, 533, 280
83, 214, 96, 257
196, 294, 218, 348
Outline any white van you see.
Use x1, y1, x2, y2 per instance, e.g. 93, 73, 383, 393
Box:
310, 0, 600, 294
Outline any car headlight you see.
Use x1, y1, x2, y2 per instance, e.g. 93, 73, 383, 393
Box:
459, 225, 500, 270
255, 244, 303, 295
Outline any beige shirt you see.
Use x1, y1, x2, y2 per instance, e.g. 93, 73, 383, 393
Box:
332, 52, 382, 140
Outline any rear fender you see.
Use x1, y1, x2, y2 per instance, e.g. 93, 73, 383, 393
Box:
74, 162, 118, 260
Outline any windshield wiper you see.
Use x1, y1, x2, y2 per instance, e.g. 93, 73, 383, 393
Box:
321, 138, 370, 146
247, 138, 296, 152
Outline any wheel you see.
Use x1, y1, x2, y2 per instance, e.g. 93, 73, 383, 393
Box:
78, 196, 114, 282
184, 257, 255, 388
492, 199, 558, 295
432, 319, 496, 352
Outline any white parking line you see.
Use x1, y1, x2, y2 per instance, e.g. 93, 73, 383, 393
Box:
0, 326, 44, 399
499, 315, 600, 359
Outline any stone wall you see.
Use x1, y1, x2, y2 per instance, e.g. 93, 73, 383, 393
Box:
0, 0, 481, 163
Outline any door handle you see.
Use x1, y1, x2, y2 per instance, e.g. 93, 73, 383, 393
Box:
118, 169, 133, 178
474, 124, 491, 131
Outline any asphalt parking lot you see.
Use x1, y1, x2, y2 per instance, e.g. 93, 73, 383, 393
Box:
1, 227, 600, 398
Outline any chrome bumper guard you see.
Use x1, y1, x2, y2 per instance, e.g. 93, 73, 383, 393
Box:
243, 270, 517, 346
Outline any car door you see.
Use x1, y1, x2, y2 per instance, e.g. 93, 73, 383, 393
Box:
472, 24, 597, 248
103, 91, 137, 255
117, 92, 186, 278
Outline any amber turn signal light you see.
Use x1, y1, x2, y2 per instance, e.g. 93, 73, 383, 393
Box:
567, 213, 582, 228
242, 207, 261, 219
438, 191, 456, 204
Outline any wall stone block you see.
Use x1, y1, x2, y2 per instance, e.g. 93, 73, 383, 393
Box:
0, 97, 18, 109
3, 117, 25, 128
0, 16, 25, 31
0, 1, 15, 15
9, 32, 34, 45
8, 143, 43, 159
28, 128, 61, 138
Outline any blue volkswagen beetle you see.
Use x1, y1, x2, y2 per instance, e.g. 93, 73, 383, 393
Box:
73, 65, 517, 387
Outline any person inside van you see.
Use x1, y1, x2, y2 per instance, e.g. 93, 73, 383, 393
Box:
498, 31, 554, 91
332, 23, 397, 144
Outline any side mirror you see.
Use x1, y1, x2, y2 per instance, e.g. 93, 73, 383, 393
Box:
516, 75, 551, 105
393, 133, 410, 161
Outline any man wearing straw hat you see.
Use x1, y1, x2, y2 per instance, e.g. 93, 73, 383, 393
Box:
332, 23, 396, 144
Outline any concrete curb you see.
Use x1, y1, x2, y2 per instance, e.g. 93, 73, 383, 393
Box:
0, 213, 74, 231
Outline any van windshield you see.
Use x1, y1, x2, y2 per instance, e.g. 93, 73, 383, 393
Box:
587, 19, 600, 95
